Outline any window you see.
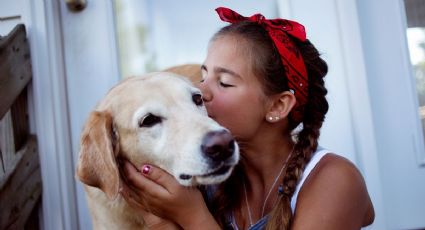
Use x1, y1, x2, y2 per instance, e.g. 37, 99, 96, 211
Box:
404, 0, 425, 147
113, 0, 277, 78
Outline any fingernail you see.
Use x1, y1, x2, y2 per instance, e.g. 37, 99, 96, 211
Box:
141, 165, 151, 175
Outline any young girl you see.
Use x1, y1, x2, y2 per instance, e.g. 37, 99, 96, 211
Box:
121, 7, 375, 230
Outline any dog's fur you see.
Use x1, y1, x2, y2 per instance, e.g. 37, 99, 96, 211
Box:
76, 65, 239, 229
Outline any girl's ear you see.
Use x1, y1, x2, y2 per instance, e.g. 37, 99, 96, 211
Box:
265, 91, 297, 122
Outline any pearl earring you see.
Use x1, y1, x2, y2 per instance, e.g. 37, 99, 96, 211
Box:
268, 116, 279, 122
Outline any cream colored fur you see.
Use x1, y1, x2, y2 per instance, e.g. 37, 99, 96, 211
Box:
76, 67, 239, 230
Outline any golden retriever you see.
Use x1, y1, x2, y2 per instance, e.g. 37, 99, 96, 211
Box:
76, 66, 239, 229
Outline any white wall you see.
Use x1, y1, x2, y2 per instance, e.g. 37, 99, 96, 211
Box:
357, 0, 425, 228
0, 0, 23, 35
58, 1, 121, 229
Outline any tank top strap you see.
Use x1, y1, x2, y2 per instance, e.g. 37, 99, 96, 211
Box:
290, 147, 330, 213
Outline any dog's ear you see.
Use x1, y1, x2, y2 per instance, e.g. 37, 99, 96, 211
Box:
76, 110, 120, 200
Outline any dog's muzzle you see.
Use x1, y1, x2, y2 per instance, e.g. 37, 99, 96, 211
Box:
179, 130, 238, 182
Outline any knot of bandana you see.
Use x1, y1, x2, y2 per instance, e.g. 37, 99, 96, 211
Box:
215, 7, 308, 122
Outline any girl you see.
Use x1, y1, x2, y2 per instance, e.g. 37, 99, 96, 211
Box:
122, 7, 374, 230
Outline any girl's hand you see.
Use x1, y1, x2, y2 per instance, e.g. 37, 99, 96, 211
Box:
121, 160, 220, 230
120, 180, 181, 230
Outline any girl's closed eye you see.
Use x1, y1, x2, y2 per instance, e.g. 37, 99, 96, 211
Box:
218, 75, 237, 88
219, 81, 234, 87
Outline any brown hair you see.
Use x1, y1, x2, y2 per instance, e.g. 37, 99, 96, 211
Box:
206, 21, 329, 229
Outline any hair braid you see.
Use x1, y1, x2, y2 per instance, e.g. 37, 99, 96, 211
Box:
266, 39, 328, 230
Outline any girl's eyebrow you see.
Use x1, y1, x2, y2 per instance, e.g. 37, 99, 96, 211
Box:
201, 64, 242, 79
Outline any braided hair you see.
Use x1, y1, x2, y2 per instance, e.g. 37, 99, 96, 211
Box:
206, 21, 329, 229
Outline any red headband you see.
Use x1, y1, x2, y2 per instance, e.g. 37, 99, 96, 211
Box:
216, 7, 308, 122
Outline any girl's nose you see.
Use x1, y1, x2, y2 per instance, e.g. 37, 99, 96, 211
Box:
198, 81, 212, 102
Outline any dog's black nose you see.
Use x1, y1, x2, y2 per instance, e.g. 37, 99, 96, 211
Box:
201, 130, 235, 162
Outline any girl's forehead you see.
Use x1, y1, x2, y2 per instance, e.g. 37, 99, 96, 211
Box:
207, 36, 251, 64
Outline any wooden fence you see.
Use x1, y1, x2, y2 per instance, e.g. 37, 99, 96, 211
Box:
0, 24, 41, 230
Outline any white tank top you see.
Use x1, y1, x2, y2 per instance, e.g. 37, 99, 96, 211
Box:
290, 147, 329, 211
290, 147, 373, 229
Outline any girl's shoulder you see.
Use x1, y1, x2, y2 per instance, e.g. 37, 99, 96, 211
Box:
313, 152, 361, 178
303, 152, 369, 206
291, 152, 375, 228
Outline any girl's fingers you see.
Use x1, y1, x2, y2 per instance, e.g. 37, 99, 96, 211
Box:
122, 161, 169, 198
120, 160, 208, 227
139, 164, 182, 193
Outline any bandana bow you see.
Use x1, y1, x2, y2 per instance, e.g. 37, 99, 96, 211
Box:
216, 7, 308, 122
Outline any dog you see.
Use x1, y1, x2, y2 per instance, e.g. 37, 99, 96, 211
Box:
76, 67, 240, 229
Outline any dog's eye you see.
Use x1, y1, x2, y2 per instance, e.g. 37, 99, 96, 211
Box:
139, 113, 162, 128
192, 93, 203, 106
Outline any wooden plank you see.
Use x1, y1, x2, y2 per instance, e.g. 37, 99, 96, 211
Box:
0, 111, 16, 180
24, 199, 41, 230
0, 136, 41, 229
0, 147, 3, 177
0, 24, 32, 119
11, 88, 29, 151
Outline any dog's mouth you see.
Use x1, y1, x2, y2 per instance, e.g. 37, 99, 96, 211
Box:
201, 164, 231, 178
179, 163, 232, 181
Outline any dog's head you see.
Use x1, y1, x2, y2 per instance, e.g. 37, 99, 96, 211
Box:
76, 72, 240, 199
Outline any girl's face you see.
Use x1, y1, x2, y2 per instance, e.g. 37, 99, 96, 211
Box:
199, 35, 270, 141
